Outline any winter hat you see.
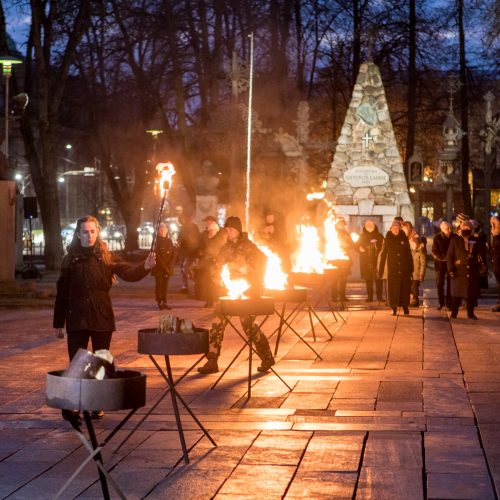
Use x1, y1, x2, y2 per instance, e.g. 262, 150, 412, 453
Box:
224, 216, 242, 233
455, 213, 469, 226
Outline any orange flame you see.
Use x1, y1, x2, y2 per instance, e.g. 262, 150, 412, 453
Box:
221, 265, 250, 299
257, 244, 288, 290
350, 232, 360, 243
306, 191, 325, 201
156, 162, 176, 197
292, 224, 325, 273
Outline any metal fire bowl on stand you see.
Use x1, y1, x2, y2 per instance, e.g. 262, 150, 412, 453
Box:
218, 296, 275, 316
289, 272, 326, 288
264, 287, 308, 303
327, 259, 351, 270
138, 328, 209, 356
46, 370, 146, 411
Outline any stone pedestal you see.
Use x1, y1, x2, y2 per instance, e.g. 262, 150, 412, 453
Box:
0, 181, 17, 281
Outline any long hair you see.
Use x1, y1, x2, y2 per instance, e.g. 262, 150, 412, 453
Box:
67, 215, 113, 265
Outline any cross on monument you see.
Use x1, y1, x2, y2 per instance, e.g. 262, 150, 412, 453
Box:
362, 132, 373, 149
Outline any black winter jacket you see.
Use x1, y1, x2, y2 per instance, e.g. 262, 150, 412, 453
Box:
53, 244, 149, 333
357, 227, 384, 280
431, 232, 455, 271
447, 236, 481, 299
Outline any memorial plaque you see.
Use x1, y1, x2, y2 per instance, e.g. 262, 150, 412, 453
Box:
344, 166, 389, 188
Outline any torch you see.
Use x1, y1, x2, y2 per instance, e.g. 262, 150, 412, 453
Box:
150, 162, 176, 252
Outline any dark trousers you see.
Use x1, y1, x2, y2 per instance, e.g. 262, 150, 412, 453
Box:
331, 270, 348, 300
451, 297, 475, 317
155, 275, 170, 303
411, 280, 421, 304
365, 278, 383, 300
436, 267, 452, 307
495, 270, 500, 302
180, 256, 195, 288
67, 330, 113, 360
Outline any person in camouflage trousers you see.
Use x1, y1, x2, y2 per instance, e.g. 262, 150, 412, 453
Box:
198, 216, 275, 374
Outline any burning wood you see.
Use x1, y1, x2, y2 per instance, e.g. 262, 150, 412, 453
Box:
159, 315, 194, 334
220, 264, 250, 299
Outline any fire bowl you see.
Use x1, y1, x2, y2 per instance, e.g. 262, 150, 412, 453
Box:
264, 287, 308, 303
138, 328, 209, 356
46, 369, 146, 411
289, 272, 326, 287
327, 259, 351, 270
218, 297, 275, 316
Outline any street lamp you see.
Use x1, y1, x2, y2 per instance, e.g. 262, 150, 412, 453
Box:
0, 55, 23, 159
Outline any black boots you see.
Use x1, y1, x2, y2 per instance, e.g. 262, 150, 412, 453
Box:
198, 352, 219, 374
253, 335, 275, 373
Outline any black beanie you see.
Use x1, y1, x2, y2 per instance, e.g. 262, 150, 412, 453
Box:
224, 216, 242, 233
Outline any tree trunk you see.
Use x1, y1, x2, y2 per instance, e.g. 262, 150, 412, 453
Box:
352, 0, 361, 87
457, 0, 472, 215
404, 0, 417, 184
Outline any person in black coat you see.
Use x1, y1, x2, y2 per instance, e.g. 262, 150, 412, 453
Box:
53, 216, 154, 421
330, 217, 354, 301
447, 220, 482, 319
490, 216, 500, 312
357, 219, 384, 302
54, 216, 155, 357
151, 223, 176, 310
177, 212, 201, 294
431, 221, 455, 310
378, 220, 413, 315
193, 215, 227, 307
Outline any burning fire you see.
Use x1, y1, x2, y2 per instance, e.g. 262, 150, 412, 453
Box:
221, 265, 250, 299
323, 217, 349, 261
292, 224, 326, 273
156, 162, 176, 197
257, 244, 288, 290
350, 232, 360, 243
306, 191, 325, 201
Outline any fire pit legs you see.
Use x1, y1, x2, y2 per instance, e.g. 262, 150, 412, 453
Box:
55, 410, 134, 500
271, 302, 323, 359
211, 315, 292, 399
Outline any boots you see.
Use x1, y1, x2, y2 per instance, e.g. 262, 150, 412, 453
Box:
253, 335, 275, 373
197, 352, 219, 374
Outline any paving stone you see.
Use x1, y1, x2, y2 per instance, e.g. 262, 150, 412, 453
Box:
356, 467, 424, 500
216, 464, 296, 496
362, 432, 422, 468
285, 471, 357, 499
426, 473, 495, 499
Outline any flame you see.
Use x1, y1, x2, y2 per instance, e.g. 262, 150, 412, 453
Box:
292, 224, 325, 273
156, 162, 176, 197
324, 217, 349, 261
350, 232, 360, 243
306, 191, 325, 201
257, 244, 288, 290
221, 265, 250, 299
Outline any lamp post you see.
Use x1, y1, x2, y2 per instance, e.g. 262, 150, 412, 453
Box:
0, 55, 23, 159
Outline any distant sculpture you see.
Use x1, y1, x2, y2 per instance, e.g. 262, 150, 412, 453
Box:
274, 128, 304, 158
195, 160, 220, 195
479, 92, 499, 155
294, 101, 310, 144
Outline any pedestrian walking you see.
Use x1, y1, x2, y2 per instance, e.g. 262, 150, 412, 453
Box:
177, 212, 201, 294
151, 223, 176, 310
357, 219, 384, 302
330, 217, 354, 302
490, 215, 500, 312
431, 221, 455, 310
53, 215, 155, 420
409, 233, 426, 307
447, 220, 482, 320
378, 220, 413, 315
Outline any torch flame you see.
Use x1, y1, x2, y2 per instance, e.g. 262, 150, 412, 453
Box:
257, 244, 288, 290
156, 162, 176, 198
221, 265, 250, 300
350, 232, 360, 243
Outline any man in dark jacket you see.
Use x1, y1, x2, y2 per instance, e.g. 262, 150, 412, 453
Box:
330, 217, 354, 301
198, 216, 275, 375
447, 220, 482, 319
378, 220, 413, 315
177, 213, 201, 294
431, 221, 455, 310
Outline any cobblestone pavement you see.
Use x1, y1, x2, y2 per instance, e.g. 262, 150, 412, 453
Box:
0, 273, 499, 499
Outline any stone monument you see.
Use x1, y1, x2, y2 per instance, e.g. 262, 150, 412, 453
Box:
326, 62, 413, 232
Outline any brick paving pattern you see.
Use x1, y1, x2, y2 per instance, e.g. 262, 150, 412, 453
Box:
0, 273, 499, 499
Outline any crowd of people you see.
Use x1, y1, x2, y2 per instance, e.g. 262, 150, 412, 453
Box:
53, 211, 500, 395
